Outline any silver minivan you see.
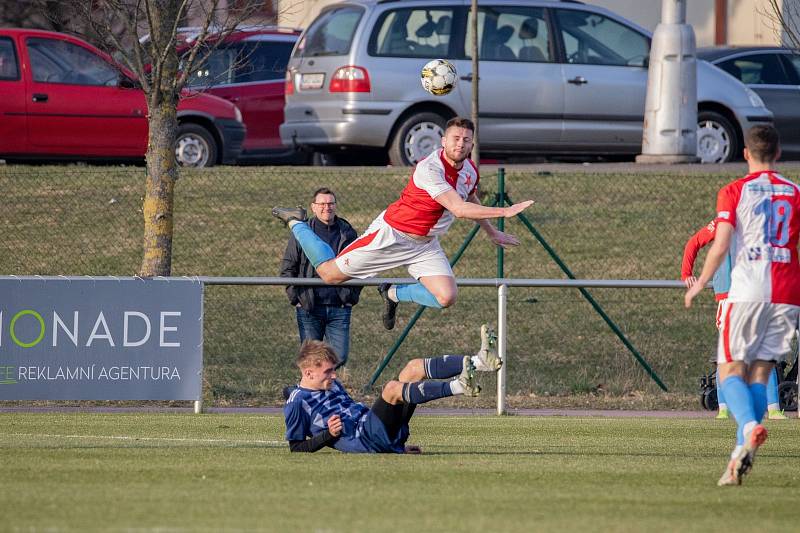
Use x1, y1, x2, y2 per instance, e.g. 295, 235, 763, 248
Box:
281, 0, 773, 165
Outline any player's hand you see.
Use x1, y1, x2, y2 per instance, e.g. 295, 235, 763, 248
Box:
684, 282, 704, 308
489, 230, 520, 248
683, 276, 698, 289
503, 200, 534, 218
327, 415, 342, 437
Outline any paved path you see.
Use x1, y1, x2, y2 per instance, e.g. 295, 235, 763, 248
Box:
0, 406, 720, 418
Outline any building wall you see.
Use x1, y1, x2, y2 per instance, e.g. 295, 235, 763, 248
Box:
592, 0, 784, 46
277, 0, 787, 46
277, 0, 329, 30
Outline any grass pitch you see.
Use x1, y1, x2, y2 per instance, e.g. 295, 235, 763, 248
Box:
2, 412, 798, 532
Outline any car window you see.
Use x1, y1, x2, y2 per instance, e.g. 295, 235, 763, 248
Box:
369, 8, 456, 58
718, 54, 792, 85
785, 54, 800, 83
0, 37, 20, 80
555, 9, 649, 67
466, 6, 551, 62
234, 41, 294, 83
185, 46, 238, 87
27, 37, 120, 86
297, 6, 363, 57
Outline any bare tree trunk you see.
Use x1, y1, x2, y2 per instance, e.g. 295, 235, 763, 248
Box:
140, 102, 178, 276
140, 0, 180, 277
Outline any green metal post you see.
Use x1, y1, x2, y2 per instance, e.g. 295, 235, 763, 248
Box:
507, 194, 669, 392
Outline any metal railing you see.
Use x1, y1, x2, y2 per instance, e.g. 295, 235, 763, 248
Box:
200, 276, 685, 414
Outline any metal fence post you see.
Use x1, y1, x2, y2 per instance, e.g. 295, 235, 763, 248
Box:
497, 283, 508, 415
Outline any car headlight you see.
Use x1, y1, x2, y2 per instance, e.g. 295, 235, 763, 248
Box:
234, 106, 243, 123
745, 87, 765, 109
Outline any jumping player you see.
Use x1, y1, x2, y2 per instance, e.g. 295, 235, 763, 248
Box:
284, 325, 501, 453
272, 117, 533, 330
682, 220, 788, 420
685, 124, 800, 486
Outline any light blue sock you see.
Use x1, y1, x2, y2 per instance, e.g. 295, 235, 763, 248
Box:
749, 382, 768, 424
291, 222, 335, 267
717, 382, 726, 407
767, 367, 779, 407
395, 283, 443, 308
720, 375, 755, 446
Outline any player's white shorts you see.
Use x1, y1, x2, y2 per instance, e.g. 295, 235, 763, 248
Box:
716, 301, 800, 364
334, 214, 453, 280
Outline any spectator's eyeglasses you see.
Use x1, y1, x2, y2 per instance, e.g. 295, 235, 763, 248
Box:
313, 202, 336, 207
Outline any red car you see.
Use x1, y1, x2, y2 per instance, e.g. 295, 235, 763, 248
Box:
0, 28, 245, 167
179, 26, 304, 163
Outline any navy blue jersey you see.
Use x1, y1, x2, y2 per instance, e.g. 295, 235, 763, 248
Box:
284, 380, 408, 453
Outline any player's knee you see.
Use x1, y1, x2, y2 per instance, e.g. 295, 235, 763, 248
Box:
316, 263, 348, 284
381, 381, 404, 404
398, 359, 425, 382
436, 292, 457, 308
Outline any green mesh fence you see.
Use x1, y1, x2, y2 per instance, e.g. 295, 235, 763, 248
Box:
0, 164, 755, 404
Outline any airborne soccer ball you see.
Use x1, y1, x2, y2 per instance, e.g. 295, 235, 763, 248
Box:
420, 59, 457, 96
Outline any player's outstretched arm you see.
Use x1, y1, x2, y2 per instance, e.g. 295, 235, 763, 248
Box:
463, 192, 528, 248
435, 189, 533, 221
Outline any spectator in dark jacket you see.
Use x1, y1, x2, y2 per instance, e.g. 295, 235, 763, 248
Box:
280, 188, 362, 366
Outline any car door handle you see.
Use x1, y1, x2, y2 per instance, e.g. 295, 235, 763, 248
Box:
460, 74, 478, 82
32, 93, 49, 102
567, 76, 588, 85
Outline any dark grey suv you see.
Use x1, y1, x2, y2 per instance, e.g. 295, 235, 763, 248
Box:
281, 0, 772, 165
698, 46, 800, 158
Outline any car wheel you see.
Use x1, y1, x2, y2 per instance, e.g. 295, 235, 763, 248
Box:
389, 112, 447, 166
175, 124, 217, 168
696, 111, 738, 164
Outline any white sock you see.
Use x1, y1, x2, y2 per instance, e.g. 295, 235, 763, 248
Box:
287, 220, 300, 229
718, 402, 728, 411
388, 286, 399, 302
742, 421, 757, 438
449, 379, 464, 395
730, 445, 744, 459
768, 403, 780, 411
471, 354, 491, 372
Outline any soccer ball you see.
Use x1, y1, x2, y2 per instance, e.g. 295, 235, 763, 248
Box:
420, 59, 457, 96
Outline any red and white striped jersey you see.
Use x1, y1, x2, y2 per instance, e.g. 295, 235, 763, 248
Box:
716, 170, 800, 305
383, 149, 479, 237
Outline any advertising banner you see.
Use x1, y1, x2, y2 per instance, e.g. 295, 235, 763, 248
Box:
0, 278, 203, 400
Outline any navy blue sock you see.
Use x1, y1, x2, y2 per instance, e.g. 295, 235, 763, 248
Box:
423, 355, 465, 379
402, 381, 454, 404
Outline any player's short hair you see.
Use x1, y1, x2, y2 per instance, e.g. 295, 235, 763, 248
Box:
446, 117, 475, 134
296, 340, 339, 369
311, 187, 336, 202
745, 125, 780, 163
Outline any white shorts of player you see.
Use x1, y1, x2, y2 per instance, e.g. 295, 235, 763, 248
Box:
716, 301, 800, 364
334, 215, 454, 280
